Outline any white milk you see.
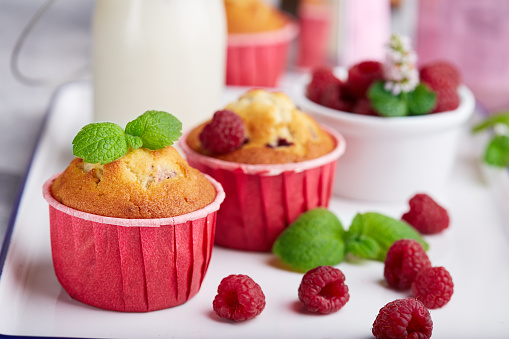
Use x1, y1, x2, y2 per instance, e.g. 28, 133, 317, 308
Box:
92, 0, 227, 132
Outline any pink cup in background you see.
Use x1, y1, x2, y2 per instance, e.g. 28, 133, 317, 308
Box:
43, 174, 225, 312
180, 127, 346, 252
226, 17, 298, 87
296, 2, 332, 69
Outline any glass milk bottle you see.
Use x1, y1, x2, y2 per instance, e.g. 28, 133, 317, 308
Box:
92, 0, 226, 132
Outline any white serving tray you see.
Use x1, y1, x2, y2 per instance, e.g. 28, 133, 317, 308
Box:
1, 81, 508, 338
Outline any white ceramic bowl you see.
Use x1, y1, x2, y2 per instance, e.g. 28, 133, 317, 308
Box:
292, 72, 476, 202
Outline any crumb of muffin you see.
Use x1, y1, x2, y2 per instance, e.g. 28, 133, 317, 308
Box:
51, 146, 216, 219
187, 89, 335, 164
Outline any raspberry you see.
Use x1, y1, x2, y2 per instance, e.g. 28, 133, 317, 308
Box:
372, 298, 433, 339
298, 265, 350, 314
420, 61, 461, 89
346, 61, 384, 99
199, 110, 245, 154
431, 87, 460, 113
351, 98, 378, 116
384, 239, 431, 290
320, 82, 352, 111
412, 266, 454, 309
212, 274, 266, 322
402, 193, 450, 234
306, 67, 342, 104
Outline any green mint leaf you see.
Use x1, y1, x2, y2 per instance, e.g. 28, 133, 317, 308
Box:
407, 83, 437, 115
344, 212, 429, 262
368, 81, 408, 117
72, 122, 129, 164
472, 112, 509, 133
272, 208, 346, 272
126, 135, 143, 150
125, 110, 182, 150
484, 135, 509, 167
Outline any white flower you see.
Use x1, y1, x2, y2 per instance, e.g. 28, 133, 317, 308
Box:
383, 34, 419, 94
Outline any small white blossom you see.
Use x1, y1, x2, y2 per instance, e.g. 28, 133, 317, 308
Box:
383, 34, 419, 94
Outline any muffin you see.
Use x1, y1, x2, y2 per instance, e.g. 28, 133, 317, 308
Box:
224, 0, 298, 87
181, 89, 346, 252
43, 111, 225, 312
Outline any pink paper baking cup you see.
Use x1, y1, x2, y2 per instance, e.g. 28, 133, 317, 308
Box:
42, 174, 225, 312
180, 127, 346, 252
226, 20, 298, 87
296, 4, 332, 69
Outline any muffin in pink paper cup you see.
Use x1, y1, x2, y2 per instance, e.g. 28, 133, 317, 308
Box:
224, 0, 298, 87
182, 89, 346, 252
42, 111, 225, 312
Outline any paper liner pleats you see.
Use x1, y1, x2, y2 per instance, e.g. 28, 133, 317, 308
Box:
226, 20, 298, 87
180, 127, 345, 252
43, 174, 224, 312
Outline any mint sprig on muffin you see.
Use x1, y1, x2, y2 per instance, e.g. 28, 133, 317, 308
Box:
73, 110, 182, 164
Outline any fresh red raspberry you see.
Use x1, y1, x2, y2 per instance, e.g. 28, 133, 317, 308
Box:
412, 266, 454, 309
402, 193, 450, 234
351, 98, 379, 116
420, 61, 461, 89
431, 87, 460, 113
298, 265, 350, 314
372, 298, 433, 339
199, 110, 245, 154
384, 239, 431, 290
320, 82, 352, 111
346, 61, 384, 99
306, 67, 342, 104
212, 274, 266, 322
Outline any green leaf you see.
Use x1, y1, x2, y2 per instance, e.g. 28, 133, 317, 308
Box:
272, 208, 346, 272
368, 81, 408, 117
126, 135, 143, 150
125, 110, 182, 150
407, 83, 437, 115
484, 135, 509, 167
72, 122, 129, 164
344, 212, 429, 262
472, 112, 509, 133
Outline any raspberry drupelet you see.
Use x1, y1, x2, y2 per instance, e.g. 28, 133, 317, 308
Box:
213, 274, 266, 322
298, 265, 350, 314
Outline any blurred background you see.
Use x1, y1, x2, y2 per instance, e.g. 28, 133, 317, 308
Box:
1, 0, 508, 243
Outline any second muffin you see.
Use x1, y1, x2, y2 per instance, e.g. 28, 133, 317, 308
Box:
182, 89, 345, 252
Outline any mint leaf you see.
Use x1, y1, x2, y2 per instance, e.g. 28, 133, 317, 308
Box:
72, 122, 128, 164
368, 81, 408, 117
272, 208, 346, 272
408, 83, 437, 115
472, 112, 509, 133
125, 110, 182, 150
344, 212, 429, 262
126, 135, 143, 150
485, 135, 509, 167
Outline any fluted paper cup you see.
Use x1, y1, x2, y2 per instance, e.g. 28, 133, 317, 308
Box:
43, 174, 225, 312
226, 18, 298, 87
180, 127, 345, 252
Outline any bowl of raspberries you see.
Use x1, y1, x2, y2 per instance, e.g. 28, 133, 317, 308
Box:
293, 34, 475, 202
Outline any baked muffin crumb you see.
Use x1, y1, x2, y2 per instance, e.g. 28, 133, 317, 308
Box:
52, 146, 216, 219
